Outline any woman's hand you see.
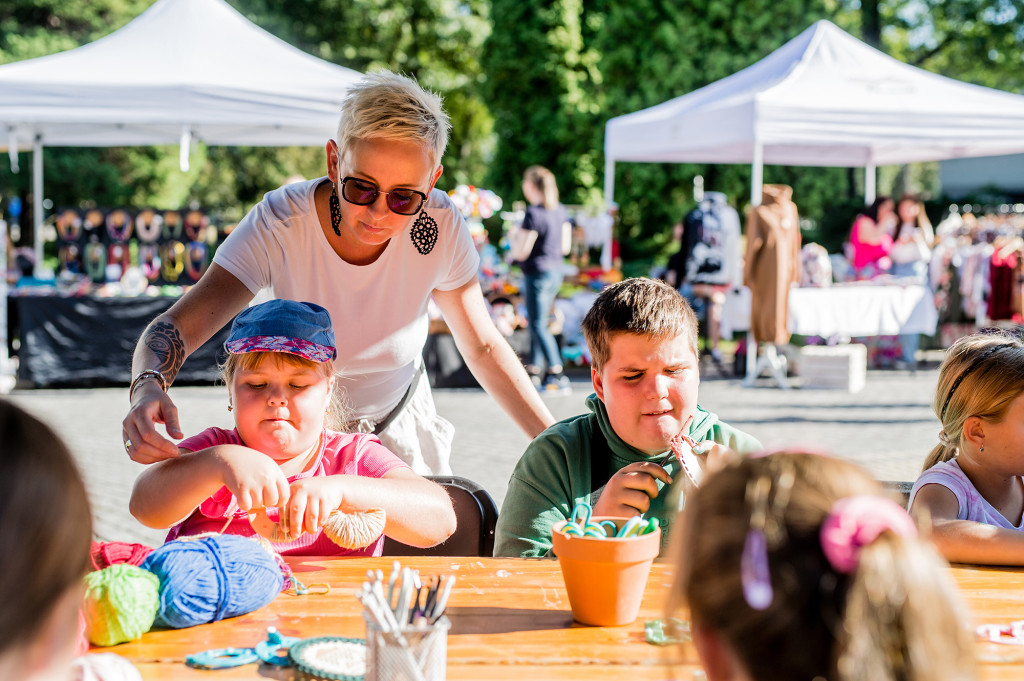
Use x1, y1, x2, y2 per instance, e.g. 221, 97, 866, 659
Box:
219, 447, 291, 514
122, 381, 184, 464
280, 476, 347, 540
592, 462, 673, 517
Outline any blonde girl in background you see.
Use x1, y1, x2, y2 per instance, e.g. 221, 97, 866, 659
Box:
668, 451, 974, 681
910, 331, 1024, 564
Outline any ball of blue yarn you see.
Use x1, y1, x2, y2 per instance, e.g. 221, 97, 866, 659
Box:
141, 534, 283, 629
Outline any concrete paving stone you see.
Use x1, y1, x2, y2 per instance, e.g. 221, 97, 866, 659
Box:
6, 366, 942, 547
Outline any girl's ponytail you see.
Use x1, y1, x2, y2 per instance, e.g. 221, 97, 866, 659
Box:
923, 441, 957, 472
839, 533, 974, 681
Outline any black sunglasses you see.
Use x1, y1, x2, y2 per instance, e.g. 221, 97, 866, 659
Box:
339, 176, 427, 216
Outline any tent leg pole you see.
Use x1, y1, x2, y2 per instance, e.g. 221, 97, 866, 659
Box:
743, 331, 758, 385
743, 141, 765, 385
0, 218, 13, 393
750, 140, 763, 207
864, 164, 876, 205
601, 155, 616, 272
603, 156, 615, 208
33, 135, 43, 274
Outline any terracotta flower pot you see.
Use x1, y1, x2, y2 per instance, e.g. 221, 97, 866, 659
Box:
551, 517, 661, 626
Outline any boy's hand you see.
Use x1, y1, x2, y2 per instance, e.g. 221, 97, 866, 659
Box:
280, 476, 347, 540
592, 462, 672, 517
219, 448, 291, 513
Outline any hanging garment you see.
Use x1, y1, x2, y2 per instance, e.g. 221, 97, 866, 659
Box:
988, 248, 1020, 321
743, 184, 802, 344
676, 192, 743, 287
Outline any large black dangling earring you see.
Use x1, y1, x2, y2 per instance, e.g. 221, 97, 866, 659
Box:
329, 185, 342, 237
410, 210, 438, 255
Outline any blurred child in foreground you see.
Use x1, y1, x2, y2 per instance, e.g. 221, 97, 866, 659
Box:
668, 451, 975, 681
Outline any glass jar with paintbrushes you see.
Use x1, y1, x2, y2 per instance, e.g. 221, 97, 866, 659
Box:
358, 560, 455, 681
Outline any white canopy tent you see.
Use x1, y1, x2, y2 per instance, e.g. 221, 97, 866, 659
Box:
0, 0, 363, 265
605, 19, 1024, 387
0, 0, 363, 392
604, 19, 1024, 208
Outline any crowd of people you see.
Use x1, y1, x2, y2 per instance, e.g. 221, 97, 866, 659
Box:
5, 70, 1019, 680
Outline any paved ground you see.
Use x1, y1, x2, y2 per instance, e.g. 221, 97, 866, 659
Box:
6, 360, 942, 547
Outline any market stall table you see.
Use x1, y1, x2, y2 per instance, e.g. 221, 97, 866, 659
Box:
723, 283, 939, 386
95, 556, 1024, 680
721, 283, 938, 339
9, 295, 230, 387
787, 283, 938, 338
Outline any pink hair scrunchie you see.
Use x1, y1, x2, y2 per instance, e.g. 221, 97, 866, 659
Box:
819, 495, 917, 574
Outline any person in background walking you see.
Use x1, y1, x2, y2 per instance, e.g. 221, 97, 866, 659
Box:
510, 165, 571, 394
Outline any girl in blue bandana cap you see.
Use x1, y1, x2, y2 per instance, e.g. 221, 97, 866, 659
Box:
130, 298, 455, 556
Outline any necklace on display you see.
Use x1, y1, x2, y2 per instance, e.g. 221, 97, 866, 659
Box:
162, 211, 183, 241
184, 210, 208, 242
139, 244, 161, 282
59, 244, 82, 273
83, 209, 104, 234
106, 209, 133, 242
135, 209, 163, 243
108, 242, 130, 269
84, 241, 107, 282
160, 241, 185, 282
184, 242, 209, 282
56, 209, 82, 242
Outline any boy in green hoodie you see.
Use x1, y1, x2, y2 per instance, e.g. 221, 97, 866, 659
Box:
494, 277, 760, 557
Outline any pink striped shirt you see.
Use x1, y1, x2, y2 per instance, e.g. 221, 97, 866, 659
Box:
166, 427, 408, 556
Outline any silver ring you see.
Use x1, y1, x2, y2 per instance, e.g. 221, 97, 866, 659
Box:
124, 439, 133, 453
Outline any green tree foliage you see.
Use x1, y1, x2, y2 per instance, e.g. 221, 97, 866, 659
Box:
237, 0, 494, 191
484, 0, 1024, 265
0, 0, 494, 241
590, 0, 841, 265
5, 0, 1024, 262
0, 0, 156, 235
482, 0, 602, 209
882, 0, 1024, 93
483, 0, 853, 267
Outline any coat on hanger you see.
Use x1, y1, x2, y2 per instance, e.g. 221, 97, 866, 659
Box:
743, 184, 802, 344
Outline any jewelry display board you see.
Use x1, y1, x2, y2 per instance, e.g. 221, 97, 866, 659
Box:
54, 206, 220, 287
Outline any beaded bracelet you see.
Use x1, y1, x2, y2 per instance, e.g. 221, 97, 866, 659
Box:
129, 369, 168, 402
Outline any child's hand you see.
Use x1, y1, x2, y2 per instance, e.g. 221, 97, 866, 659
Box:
691, 441, 737, 479
219, 448, 291, 513
592, 462, 672, 517
279, 476, 347, 540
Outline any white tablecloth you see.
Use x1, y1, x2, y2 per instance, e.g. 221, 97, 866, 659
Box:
721, 284, 938, 338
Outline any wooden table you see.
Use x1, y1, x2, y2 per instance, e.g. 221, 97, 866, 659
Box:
96, 557, 1024, 680
100, 556, 691, 680
953, 564, 1024, 681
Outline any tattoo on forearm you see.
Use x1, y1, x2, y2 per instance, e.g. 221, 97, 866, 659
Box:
144, 321, 185, 383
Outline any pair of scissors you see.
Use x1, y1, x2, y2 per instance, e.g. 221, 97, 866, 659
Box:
663, 415, 709, 488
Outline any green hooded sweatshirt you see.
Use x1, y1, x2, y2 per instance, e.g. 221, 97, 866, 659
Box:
493, 393, 761, 558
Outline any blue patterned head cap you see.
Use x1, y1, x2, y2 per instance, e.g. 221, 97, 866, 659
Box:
225, 299, 336, 362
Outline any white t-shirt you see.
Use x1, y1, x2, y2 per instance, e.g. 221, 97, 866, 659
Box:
214, 177, 479, 419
